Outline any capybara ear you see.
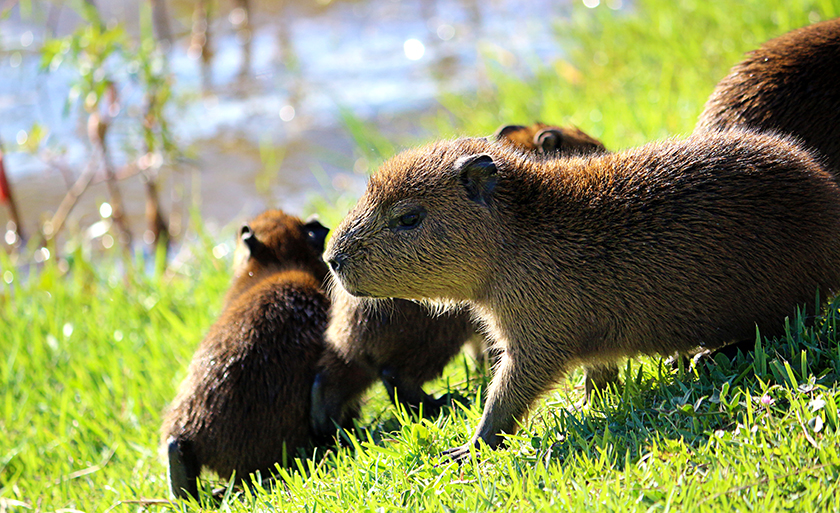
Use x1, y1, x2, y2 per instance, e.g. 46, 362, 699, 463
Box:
240, 224, 260, 254
493, 124, 528, 141
535, 128, 563, 153
303, 218, 330, 253
457, 154, 498, 207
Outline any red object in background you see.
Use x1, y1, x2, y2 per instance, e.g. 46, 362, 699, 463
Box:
0, 146, 25, 242
0, 149, 9, 204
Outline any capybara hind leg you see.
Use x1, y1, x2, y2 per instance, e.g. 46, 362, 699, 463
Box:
583, 363, 620, 403
167, 437, 200, 500
381, 366, 447, 417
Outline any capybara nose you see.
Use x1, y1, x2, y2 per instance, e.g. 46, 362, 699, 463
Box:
328, 253, 346, 272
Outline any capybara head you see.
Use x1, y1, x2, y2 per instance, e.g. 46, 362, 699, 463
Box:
324, 138, 523, 302
230, 210, 330, 300
494, 122, 606, 156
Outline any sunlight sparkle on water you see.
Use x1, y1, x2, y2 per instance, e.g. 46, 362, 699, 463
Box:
213, 243, 230, 259
33, 247, 50, 263
404, 39, 425, 60
279, 105, 296, 121
437, 24, 455, 41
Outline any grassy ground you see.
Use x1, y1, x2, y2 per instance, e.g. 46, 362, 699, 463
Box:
4, 0, 840, 511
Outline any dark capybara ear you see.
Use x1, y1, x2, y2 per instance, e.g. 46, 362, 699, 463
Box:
240, 224, 260, 254
493, 124, 528, 141
303, 217, 330, 253
457, 154, 498, 207
535, 128, 563, 154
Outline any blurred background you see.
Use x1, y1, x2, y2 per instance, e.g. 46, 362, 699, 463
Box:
0, 0, 589, 263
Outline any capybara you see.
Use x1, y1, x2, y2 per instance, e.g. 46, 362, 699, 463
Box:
696, 18, 840, 175
310, 289, 481, 436
161, 210, 340, 499
310, 121, 609, 437
323, 129, 840, 459
494, 122, 606, 156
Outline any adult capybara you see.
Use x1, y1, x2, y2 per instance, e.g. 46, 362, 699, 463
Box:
696, 18, 840, 175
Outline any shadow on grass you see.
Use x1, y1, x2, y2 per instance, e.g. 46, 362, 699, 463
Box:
524, 297, 840, 473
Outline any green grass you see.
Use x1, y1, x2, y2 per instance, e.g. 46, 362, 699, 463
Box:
434, 0, 837, 148
4, 0, 840, 511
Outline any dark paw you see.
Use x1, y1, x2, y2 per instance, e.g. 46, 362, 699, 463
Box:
167, 437, 200, 500
441, 443, 474, 463
380, 367, 445, 417
310, 372, 332, 437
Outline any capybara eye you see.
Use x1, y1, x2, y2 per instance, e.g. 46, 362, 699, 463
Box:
392, 206, 426, 231
400, 212, 419, 227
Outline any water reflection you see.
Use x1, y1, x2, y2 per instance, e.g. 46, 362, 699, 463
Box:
0, 0, 573, 250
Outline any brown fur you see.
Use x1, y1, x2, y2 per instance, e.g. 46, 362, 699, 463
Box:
495, 122, 615, 394
311, 289, 480, 435
310, 122, 608, 436
323, 129, 840, 458
494, 122, 606, 156
696, 18, 840, 175
160, 210, 335, 499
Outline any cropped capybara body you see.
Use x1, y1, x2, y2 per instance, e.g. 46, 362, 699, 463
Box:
696, 18, 840, 174
324, 129, 840, 459
161, 210, 335, 500
310, 122, 608, 436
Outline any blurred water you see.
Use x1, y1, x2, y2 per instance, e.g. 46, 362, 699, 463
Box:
0, 0, 573, 247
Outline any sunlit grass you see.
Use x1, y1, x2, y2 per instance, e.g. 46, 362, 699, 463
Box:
4, 0, 840, 511
435, 0, 837, 149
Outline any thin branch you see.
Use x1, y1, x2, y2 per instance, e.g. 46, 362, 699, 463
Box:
46, 161, 97, 240
149, 0, 173, 44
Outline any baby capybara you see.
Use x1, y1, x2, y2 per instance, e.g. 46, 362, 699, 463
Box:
161, 210, 338, 500
494, 122, 606, 156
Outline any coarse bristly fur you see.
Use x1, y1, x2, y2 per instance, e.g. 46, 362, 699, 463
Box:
310, 122, 609, 437
696, 18, 840, 175
160, 210, 337, 500
323, 129, 840, 460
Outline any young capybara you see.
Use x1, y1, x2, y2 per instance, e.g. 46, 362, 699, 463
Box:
161, 210, 337, 500
696, 18, 840, 175
494, 122, 606, 156
310, 122, 609, 437
310, 289, 481, 436
323, 129, 840, 460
